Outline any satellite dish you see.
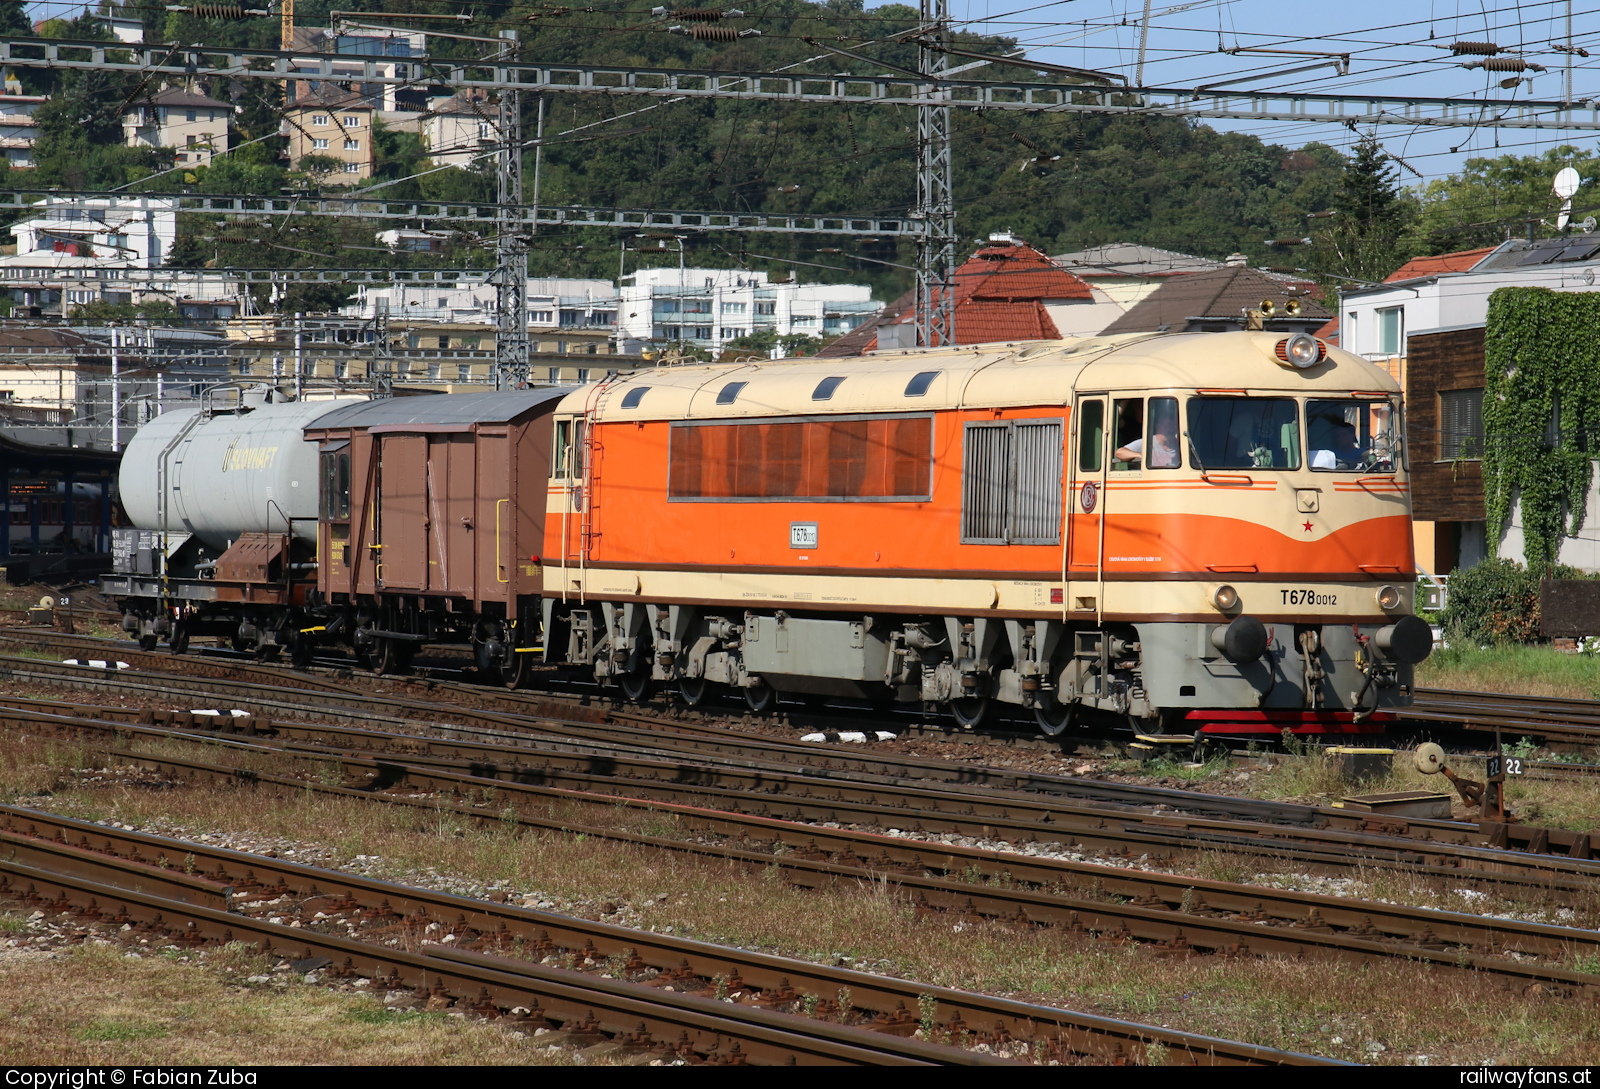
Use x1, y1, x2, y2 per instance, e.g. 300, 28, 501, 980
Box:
1555, 166, 1582, 200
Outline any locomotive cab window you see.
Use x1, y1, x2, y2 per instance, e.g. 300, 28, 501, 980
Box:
1110, 399, 1145, 471
552, 418, 586, 479
318, 442, 350, 520
1076, 399, 1105, 472
1186, 397, 1300, 470
1308, 398, 1401, 472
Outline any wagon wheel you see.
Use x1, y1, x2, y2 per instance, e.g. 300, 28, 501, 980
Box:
1033, 693, 1075, 737
677, 676, 708, 707
743, 679, 775, 714
373, 638, 413, 675
138, 634, 158, 652
504, 649, 537, 690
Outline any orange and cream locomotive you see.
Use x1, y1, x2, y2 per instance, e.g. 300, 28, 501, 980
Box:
539, 329, 1432, 736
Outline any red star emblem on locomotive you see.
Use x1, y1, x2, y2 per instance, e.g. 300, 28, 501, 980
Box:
1302, 520, 1314, 532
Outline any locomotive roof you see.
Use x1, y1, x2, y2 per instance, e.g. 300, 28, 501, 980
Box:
555, 331, 1400, 422
305, 386, 575, 433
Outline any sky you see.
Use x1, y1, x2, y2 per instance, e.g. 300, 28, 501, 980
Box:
19, 0, 1600, 188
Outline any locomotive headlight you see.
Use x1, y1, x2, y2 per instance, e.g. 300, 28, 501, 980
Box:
1284, 332, 1321, 368
1211, 584, 1239, 611
1376, 584, 1403, 611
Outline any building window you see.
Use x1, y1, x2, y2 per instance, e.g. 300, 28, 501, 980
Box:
577, 369, 590, 382
344, 138, 359, 150
1377, 306, 1404, 355
186, 134, 196, 147
754, 301, 776, 315
342, 162, 360, 173
312, 115, 330, 127
344, 115, 361, 128
457, 363, 471, 382
694, 326, 712, 339
478, 121, 491, 139
721, 302, 746, 315
312, 138, 329, 150
792, 315, 817, 327
548, 367, 561, 382
186, 109, 196, 122
1439, 388, 1485, 460
530, 310, 553, 324
721, 327, 744, 339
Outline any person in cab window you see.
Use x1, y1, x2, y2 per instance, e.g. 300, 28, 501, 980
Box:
1116, 401, 1179, 468
1312, 421, 1365, 469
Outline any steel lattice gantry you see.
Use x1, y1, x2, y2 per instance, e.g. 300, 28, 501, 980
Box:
916, 0, 955, 348
7, 38, 1600, 129
0, 190, 922, 238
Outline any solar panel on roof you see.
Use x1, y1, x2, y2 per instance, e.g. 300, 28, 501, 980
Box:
1555, 238, 1600, 263
1517, 238, 1571, 265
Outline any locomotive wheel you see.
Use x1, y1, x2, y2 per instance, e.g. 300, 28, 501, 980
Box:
504, 651, 536, 690
949, 693, 992, 729
744, 680, 775, 714
231, 635, 250, 654
619, 665, 654, 702
678, 676, 708, 706
138, 635, 158, 652
1033, 695, 1075, 736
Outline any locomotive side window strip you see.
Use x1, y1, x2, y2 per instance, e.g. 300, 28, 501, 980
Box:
904, 371, 940, 397
620, 386, 650, 409
812, 376, 847, 401
961, 419, 1063, 545
668, 414, 932, 502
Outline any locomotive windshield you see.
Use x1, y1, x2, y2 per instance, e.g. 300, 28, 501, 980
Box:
1307, 399, 1400, 472
1185, 397, 1300, 470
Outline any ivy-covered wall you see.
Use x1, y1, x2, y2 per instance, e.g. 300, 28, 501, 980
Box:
1483, 287, 1600, 568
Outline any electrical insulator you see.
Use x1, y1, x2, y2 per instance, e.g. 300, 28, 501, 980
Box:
1466, 56, 1547, 72
1450, 41, 1500, 55
669, 24, 760, 39
655, 6, 744, 18
168, 3, 271, 16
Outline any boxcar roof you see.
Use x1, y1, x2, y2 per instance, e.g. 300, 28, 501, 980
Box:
556, 331, 1399, 423
305, 387, 575, 433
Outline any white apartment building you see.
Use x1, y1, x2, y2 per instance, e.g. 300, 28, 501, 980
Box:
0, 90, 47, 169
5, 196, 175, 269
121, 88, 232, 168
617, 268, 880, 350
342, 277, 619, 330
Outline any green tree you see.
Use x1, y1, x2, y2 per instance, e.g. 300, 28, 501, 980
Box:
1308, 135, 1418, 285
69, 299, 181, 323
1407, 147, 1599, 254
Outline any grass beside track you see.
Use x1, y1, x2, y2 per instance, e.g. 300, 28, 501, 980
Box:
2, 732, 1598, 1065
1418, 644, 1600, 701
0, 938, 588, 1066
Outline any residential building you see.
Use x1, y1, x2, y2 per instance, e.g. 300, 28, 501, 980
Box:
285, 90, 374, 181
4, 195, 176, 270
121, 87, 231, 168
1337, 240, 1600, 576
286, 27, 430, 112
1099, 264, 1328, 336
416, 91, 494, 169
0, 89, 47, 169
617, 268, 878, 351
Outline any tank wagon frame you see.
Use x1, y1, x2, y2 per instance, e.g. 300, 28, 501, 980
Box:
538, 331, 1432, 735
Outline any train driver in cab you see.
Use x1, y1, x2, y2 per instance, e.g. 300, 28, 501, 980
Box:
1114, 400, 1180, 468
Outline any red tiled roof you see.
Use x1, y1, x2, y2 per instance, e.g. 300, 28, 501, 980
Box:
953, 242, 1093, 302
1384, 247, 1496, 283
953, 300, 1060, 342
1313, 317, 1338, 343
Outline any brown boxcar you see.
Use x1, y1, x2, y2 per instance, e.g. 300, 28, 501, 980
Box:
305, 388, 568, 679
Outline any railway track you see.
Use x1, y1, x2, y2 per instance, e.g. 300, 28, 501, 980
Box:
12, 700, 1600, 992
1408, 688, 1600, 747
0, 804, 1330, 1066
10, 660, 1600, 893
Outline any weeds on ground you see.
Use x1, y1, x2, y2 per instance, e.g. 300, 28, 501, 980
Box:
1419, 643, 1600, 701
